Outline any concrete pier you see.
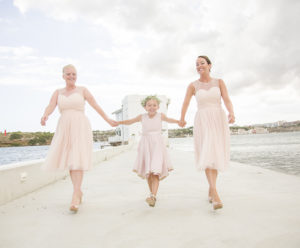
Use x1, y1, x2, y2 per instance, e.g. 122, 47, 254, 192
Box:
0, 144, 132, 206
0, 148, 300, 248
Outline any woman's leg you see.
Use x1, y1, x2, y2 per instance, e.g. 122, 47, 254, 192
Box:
69, 170, 84, 205
205, 168, 213, 200
205, 168, 221, 203
210, 169, 221, 203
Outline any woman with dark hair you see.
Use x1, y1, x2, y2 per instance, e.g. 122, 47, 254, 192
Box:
179, 56, 235, 210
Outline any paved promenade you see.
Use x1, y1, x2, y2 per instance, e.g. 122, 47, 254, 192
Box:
0, 148, 300, 248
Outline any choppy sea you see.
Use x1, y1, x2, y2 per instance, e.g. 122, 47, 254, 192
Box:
169, 131, 300, 176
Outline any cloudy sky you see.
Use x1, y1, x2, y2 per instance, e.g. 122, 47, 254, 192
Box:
0, 0, 299, 132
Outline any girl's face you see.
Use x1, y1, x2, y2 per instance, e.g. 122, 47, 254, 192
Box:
196, 57, 211, 75
63, 67, 77, 87
144, 99, 159, 115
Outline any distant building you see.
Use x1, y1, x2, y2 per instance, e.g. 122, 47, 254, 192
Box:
111, 95, 169, 143
277, 120, 286, 126
237, 129, 248, 135
253, 120, 287, 128
251, 127, 269, 134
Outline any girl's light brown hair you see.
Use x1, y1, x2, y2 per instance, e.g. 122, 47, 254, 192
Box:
141, 95, 161, 107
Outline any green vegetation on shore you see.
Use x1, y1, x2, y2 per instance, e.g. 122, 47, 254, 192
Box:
168, 124, 300, 138
0, 130, 117, 147
1, 121, 299, 147
0, 132, 54, 147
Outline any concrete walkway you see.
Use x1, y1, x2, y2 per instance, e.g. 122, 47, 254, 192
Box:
0, 148, 300, 248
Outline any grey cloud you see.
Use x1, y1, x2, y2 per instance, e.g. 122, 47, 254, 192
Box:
13, 0, 300, 95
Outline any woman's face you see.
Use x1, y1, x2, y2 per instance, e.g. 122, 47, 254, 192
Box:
196, 57, 211, 75
63, 67, 77, 87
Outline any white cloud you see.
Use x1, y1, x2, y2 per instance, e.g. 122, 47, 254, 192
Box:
12, 0, 300, 94
0, 46, 77, 86
0, 0, 298, 132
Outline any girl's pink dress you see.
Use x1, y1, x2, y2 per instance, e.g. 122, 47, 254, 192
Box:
43, 88, 93, 171
133, 113, 173, 180
193, 78, 230, 171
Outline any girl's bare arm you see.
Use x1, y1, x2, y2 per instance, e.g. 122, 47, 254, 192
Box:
117, 115, 142, 125
161, 113, 179, 124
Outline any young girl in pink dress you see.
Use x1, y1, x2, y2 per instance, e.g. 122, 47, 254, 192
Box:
117, 95, 180, 207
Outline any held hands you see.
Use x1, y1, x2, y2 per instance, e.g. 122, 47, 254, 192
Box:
40, 115, 48, 126
228, 113, 235, 124
178, 119, 186, 128
107, 119, 118, 127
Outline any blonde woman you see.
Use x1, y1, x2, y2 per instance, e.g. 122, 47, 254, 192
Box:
41, 64, 117, 212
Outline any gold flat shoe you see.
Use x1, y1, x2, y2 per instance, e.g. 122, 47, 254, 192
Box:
146, 194, 156, 207
146, 197, 152, 205
149, 196, 156, 207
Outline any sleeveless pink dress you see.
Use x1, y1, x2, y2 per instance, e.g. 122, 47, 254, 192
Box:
133, 113, 173, 180
43, 88, 93, 171
193, 79, 230, 171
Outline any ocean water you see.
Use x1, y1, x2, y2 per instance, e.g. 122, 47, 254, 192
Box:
169, 131, 300, 176
0, 142, 105, 166
1, 132, 300, 176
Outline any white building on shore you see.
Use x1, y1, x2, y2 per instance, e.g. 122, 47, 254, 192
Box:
110, 95, 169, 144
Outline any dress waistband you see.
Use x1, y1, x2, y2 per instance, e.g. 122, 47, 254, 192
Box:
197, 104, 221, 110
60, 109, 84, 114
142, 131, 161, 136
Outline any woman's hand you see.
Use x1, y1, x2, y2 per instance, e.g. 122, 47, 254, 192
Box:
41, 115, 48, 126
228, 113, 235, 124
178, 119, 186, 127
107, 119, 118, 127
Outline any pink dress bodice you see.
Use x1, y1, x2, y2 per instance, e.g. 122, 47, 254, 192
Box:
193, 78, 221, 109
141, 113, 162, 134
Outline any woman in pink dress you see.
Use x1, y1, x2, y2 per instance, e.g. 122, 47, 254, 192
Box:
117, 95, 180, 207
179, 56, 235, 210
41, 64, 117, 213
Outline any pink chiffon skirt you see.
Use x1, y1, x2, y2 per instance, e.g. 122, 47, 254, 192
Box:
133, 133, 173, 180
43, 110, 93, 171
193, 106, 230, 171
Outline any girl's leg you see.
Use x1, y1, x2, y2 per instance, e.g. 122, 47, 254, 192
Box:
151, 175, 160, 197
146, 174, 159, 207
147, 174, 153, 194
69, 170, 84, 205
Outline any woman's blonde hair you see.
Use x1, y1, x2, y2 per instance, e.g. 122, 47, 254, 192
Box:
141, 95, 161, 107
62, 64, 77, 74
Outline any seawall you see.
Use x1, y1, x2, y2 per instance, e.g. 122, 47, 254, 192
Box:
0, 144, 133, 206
